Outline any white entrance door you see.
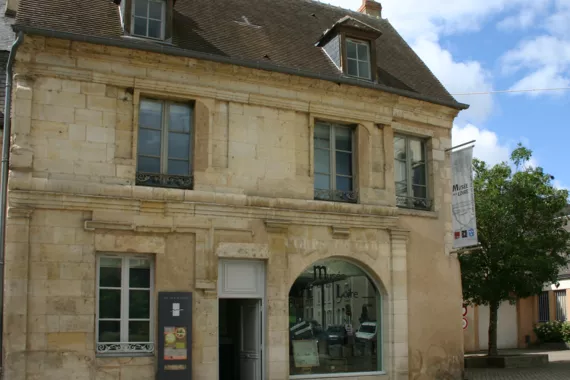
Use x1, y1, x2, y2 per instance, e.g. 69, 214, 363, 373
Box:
240, 299, 262, 380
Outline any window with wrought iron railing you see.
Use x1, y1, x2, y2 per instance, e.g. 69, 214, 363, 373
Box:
394, 134, 430, 210
313, 121, 357, 203
96, 255, 154, 355
136, 98, 194, 190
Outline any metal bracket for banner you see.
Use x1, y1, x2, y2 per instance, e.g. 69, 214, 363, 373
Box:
450, 243, 481, 256
446, 140, 476, 153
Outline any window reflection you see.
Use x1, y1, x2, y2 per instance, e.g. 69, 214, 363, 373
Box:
289, 259, 381, 375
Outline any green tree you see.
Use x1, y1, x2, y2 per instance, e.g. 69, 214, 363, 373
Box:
459, 144, 570, 356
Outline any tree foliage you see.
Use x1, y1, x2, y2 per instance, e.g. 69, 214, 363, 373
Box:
459, 144, 570, 354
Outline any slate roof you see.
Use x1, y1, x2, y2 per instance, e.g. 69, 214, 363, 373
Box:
13, 0, 468, 110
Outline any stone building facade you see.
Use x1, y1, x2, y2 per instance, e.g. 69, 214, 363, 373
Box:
3, 0, 467, 379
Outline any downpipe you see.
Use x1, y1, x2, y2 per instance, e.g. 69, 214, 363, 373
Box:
0, 30, 25, 375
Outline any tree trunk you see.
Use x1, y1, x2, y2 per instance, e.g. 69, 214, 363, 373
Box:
488, 300, 499, 356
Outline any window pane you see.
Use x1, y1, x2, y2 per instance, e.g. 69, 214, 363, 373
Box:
129, 321, 150, 342
289, 259, 381, 375
148, 0, 162, 19
412, 163, 426, 186
335, 127, 352, 151
413, 185, 427, 199
394, 160, 407, 183
100, 265, 121, 288
336, 152, 352, 176
130, 269, 150, 289
410, 139, 425, 163
347, 41, 357, 59
314, 148, 330, 174
358, 61, 370, 79
168, 132, 190, 160
394, 136, 406, 160
168, 160, 190, 176
347, 59, 358, 76
137, 156, 160, 174
336, 176, 352, 192
169, 104, 192, 133
133, 17, 147, 36
139, 100, 163, 130
357, 43, 369, 60
99, 289, 121, 319
314, 124, 330, 149
138, 128, 161, 156
133, 0, 148, 17
396, 181, 408, 196
129, 290, 150, 319
315, 174, 330, 190
148, 20, 162, 39
99, 321, 120, 342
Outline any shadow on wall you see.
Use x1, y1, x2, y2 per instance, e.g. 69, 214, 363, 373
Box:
410, 345, 462, 380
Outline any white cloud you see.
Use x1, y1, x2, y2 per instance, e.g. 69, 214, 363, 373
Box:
497, 9, 538, 30
508, 67, 570, 96
412, 38, 494, 123
452, 124, 510, 166
502, 35, 570, 94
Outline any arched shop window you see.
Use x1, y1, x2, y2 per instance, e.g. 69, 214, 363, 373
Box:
288, 259, 382, 376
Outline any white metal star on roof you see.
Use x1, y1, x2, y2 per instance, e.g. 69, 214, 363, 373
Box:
234, 16, 261, 29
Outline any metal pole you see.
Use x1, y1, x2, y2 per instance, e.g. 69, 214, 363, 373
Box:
445, 139, 476, 152
0, 31, 25, 372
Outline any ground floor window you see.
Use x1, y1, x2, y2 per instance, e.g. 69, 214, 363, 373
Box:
96, 255, 154, 354
288, 259, 382, 376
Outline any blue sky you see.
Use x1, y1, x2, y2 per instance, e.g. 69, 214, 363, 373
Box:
325, 0, 570, 189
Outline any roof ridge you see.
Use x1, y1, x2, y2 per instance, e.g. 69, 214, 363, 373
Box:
305, 0, 383, 21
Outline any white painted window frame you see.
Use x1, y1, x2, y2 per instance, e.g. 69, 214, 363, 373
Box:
394, 134, 429, 208
131, 0, 166, 40
314, 121, 356, 200
346, 38, 372, 80
96, 254, 155, 355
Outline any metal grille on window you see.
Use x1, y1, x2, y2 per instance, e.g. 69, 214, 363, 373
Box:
314, 122, 357, 203
394, 135, 430, 210
97, 256, 154, 354
136, 99, 194, 189
538, 291, 550, 322
555, 290, 567, 322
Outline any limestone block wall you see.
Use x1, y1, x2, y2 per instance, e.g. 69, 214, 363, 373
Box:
2, 34, 462, 380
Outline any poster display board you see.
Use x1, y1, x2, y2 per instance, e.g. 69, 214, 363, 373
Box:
292, 340, 320, 368
157, 292, 192, 380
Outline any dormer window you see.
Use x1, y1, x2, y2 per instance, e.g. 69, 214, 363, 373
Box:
131, 0, 165, 39
316, 16, 381, 82
346, 38, 371, 80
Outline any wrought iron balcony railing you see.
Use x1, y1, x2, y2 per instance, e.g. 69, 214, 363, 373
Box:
314, 189, 358, 203
96, 342, 154, 354
396, 195, 432, 211
136, 172, 193, 190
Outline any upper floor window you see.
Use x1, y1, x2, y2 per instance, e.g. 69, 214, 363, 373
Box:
346, 38, 371, 80
96, 255, 154, 355
136, 98, 194, 189
132, 0, 165, 39
314, 122, 357, 203
394, 134, 430, 210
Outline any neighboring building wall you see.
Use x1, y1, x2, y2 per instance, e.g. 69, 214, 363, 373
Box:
4, 35, 460, 380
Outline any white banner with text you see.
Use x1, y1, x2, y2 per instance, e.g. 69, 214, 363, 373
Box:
451, 147, 478, 249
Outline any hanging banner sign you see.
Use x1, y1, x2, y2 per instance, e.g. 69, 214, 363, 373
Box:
451, 146, 478, 249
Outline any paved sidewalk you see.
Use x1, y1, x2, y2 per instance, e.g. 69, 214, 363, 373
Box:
465, 350, 570, 380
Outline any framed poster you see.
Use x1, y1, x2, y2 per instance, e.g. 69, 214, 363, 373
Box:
292, 340, 319, 368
